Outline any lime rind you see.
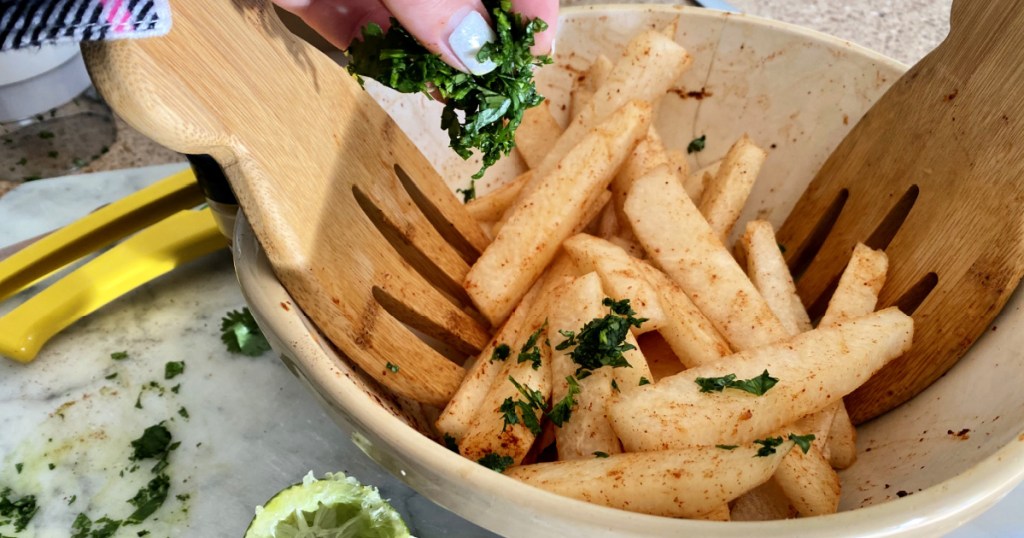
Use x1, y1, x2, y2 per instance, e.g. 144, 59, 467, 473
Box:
245, 471, 411, 538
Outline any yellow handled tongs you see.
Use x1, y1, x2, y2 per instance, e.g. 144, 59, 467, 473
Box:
0, 165, 230, 362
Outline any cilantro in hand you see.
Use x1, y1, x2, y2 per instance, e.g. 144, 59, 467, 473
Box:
220, 308, 271, 357
346, 0, 551, 194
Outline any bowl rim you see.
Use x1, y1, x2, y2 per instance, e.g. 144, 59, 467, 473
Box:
233, 4, 1024, 536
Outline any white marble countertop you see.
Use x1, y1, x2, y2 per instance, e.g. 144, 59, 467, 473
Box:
2, 2, 1022, 536
0, 163, 497, 536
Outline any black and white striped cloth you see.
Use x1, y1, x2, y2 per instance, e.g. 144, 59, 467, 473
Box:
0, 0, 172, 51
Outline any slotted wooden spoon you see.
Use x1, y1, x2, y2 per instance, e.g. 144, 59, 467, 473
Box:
82, 0, 492, 407
777, 1, 1024, 423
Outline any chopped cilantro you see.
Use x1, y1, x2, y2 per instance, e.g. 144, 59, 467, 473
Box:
346, 0, 551, 189
110, 351, 129, 361
516, 324, 546, 370
753, 436, 785, 457
15, 157, 26, 166
546, 375, 580, 427
0, 487, 38, 532
38, 131, 55, 139
134, 392, 143, 409
477, 452, 515, 473
68, 495, 77, 505
695, 370, 778, 396
443, 433, 460, 453
220, 308, 271, 356
48, 150, 59, 158
48, 463, 55, 470
777, 243, 787, 254
716, 444, 739, 450
687, 134, 706, 153
593, 451, 609, 458
130, 424, 173, 463
490, 343, 511, 362
164, 361, 185, 379
639, 376, 651, 386
788, 433, 816, 454
105, 373, 118, 380
175, 493, 190, 502
170, 384, 181, 394
125, 474, 170, 524
71, 513, 121, 537
178, 407, 189, 419
504, 377, 543, 436
611, 379, 620, 392
386, 362, 400, 373
14, 463, 22, 474
556, 298, 646, 377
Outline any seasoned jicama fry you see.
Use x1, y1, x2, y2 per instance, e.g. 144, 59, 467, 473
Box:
439, 256, 577, 441
570, 54, 613, 120
515, 101, 564, 170
738, 220, 813, 335
466, 171, 532, 224
637, 262, 732, 368
608, 308, 913, 450
533, 30, 692, 179
687, 159, 720, 205
625, 164, 789, 351
505, 442, 795, 518
547, 273, 623, 460
563, 233, 666, 333
459, 315, 553, 465
698, 135, 767, 240
465, 100, 651, 326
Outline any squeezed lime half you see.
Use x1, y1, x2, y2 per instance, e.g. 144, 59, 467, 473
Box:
245, 471, 411, 538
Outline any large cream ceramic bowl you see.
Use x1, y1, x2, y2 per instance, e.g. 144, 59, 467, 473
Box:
233, 5, 1024, 536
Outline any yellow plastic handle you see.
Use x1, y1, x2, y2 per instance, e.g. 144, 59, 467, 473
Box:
0, 168, 204, 303
0, 208, 227, 363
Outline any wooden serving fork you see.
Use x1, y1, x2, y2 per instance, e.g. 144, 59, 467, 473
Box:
83, 0, 491, 406
777, 1, 1024, 423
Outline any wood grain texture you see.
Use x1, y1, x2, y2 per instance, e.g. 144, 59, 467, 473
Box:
82, 0, 490, 406
777, 1, 1024, 423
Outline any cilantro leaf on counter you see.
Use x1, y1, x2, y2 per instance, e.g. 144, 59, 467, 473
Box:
71, 513, 121, 537
110, 351, 129, 361
346, 0, 551, 193
164, 361, 185, 380
0, 487, 38, 532
125, 474, 170, 524
220, 308, 271, 357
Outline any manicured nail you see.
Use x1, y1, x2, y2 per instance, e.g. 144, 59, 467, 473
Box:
448, 11, 498, 75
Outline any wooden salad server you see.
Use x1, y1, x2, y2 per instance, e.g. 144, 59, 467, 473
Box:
777, 1, 1024, 423
82, 0, 492, 406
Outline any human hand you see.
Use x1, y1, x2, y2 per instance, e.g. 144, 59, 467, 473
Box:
273, 0, 557, 74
